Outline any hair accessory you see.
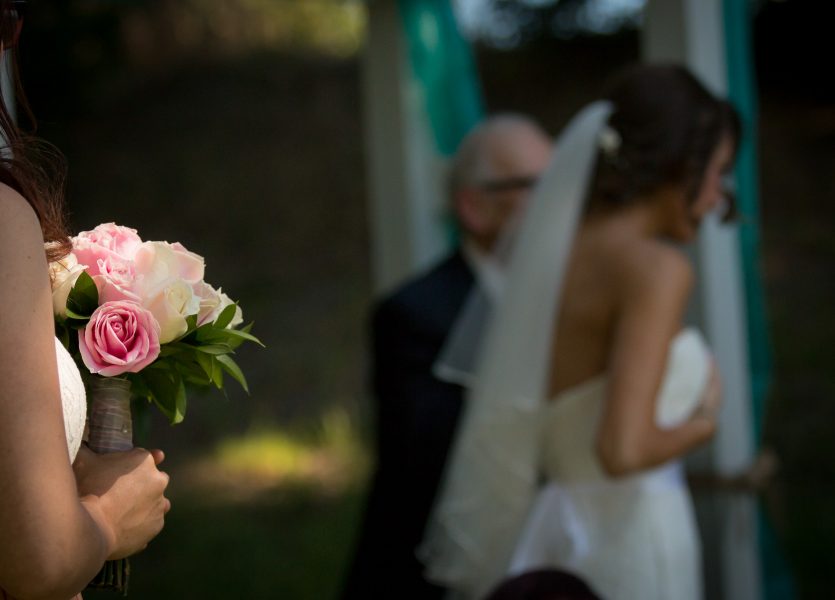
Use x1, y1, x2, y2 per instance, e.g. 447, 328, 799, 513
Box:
598, 125, 621, 159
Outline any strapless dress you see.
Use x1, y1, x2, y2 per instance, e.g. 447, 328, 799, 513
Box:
508, 328, 710, 600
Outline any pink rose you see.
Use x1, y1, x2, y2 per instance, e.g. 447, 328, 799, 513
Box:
73, 223, 143, 277
94, 255, 142, 304
79, 301, 161, 376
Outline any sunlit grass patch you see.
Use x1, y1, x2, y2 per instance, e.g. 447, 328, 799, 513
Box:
216, 430, 312, 477
178, 408, 370, 504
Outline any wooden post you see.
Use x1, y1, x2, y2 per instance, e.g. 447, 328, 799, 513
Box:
362, 0, 449, 295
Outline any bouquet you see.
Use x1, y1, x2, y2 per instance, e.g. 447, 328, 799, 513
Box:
49, 223, 262, 592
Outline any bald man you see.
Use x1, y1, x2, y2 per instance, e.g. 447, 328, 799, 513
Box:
341, 115, 552, 599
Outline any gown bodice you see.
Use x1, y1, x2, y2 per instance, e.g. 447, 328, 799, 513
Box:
55, 337, 87, 462
509, 328, 711, 600
540, 327, 711, 482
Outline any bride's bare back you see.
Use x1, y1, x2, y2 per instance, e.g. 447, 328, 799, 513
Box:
544, 198, 720, 477
547, 214, 691, 398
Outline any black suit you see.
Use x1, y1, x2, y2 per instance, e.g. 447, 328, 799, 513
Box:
341, 250, 474, 599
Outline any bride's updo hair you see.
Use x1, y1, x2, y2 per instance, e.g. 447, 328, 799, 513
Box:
587, 63, 741, 221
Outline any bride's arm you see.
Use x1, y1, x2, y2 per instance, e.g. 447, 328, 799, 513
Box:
0, 190, 168, 599
595, 245, 717, 477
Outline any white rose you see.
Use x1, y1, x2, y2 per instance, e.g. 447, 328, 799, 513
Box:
132, 241, 207, 343
48, 253, 87, 318
134, 241, 204, 286
193, 281, 222, 326
143, 277, 201, 343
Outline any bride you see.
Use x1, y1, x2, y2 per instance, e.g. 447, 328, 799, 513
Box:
419, 64, 740, 600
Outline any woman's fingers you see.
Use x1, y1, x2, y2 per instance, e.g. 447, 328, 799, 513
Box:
149, 449, 165, 465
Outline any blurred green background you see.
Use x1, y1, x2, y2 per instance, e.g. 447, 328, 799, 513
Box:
12, 0, 833, 597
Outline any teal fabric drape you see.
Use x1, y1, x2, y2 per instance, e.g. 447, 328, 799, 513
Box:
397, 0, 485, 156
723, 0, 771, 443
723, 1, 794, 598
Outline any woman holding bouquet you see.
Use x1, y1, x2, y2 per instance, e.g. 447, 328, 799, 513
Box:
0, 2, 170, 598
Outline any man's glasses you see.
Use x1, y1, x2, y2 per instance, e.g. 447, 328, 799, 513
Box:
475, 175, 539, 193
1, 0, 26, 50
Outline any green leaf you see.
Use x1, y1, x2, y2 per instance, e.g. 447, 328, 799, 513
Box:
194, 352, 223, 388
228, 322, 263, 349
65, 318, 89, 331
176, 357, 212, 387
196, 326, 263, 350
144, 373, 176, 422
211, 362, 224, 388
159, 343, 201, 362
66, 271, 99, 318
64, 308, 91, 321
158, 345, 185, 358
216, 354, 249, 394
192, 325, 229, 344
213, 303, 238, 329
55, 322, 71, 349
142, 369, 187, 425
128, 373, 152, 401
221, 327, 264, 347
193, 319, 263, 349
193, 343, 234, 355
173, 376, 187, 424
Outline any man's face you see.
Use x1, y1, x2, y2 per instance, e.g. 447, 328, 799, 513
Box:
463, 126, 553, 250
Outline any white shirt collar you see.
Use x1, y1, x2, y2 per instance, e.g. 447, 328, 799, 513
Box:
461, 239, 505, 302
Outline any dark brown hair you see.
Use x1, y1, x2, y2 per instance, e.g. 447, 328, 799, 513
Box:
587, 63, 741, 221
1, 0, 71, 263
485, 568, 602, 600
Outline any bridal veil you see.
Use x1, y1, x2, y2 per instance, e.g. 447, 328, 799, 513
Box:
418, 102, 614, 599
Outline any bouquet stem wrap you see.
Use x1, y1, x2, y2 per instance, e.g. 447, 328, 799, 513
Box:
85, 376, 133, 595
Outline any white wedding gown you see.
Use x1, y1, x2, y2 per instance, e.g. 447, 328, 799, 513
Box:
55, 338, 87, 462
507, 328, 710, 600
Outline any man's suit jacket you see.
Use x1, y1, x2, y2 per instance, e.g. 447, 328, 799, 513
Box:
341, 250, 475, 599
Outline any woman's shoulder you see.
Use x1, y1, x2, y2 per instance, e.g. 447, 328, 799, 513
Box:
610, 238, 694, 299
0, 182, 48, 275
0, 181, 42, 237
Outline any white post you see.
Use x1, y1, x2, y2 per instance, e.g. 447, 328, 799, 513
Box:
643, 1, 762, 599
362, 0, 449, 295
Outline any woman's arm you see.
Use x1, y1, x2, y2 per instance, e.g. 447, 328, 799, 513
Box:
595, 244, 718, 477
0, 188, 168, 599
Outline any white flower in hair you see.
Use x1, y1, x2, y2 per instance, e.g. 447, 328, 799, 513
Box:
598, 125, 622, 158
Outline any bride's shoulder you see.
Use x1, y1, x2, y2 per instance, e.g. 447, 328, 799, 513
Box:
613, 239, 694, 298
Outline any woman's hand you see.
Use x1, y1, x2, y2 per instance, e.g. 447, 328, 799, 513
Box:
73, 446, 171, 560
692, 358, 722, 427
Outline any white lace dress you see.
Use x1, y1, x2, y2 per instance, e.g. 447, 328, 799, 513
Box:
55, 338, 87, 462
508, 328, 710, 600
